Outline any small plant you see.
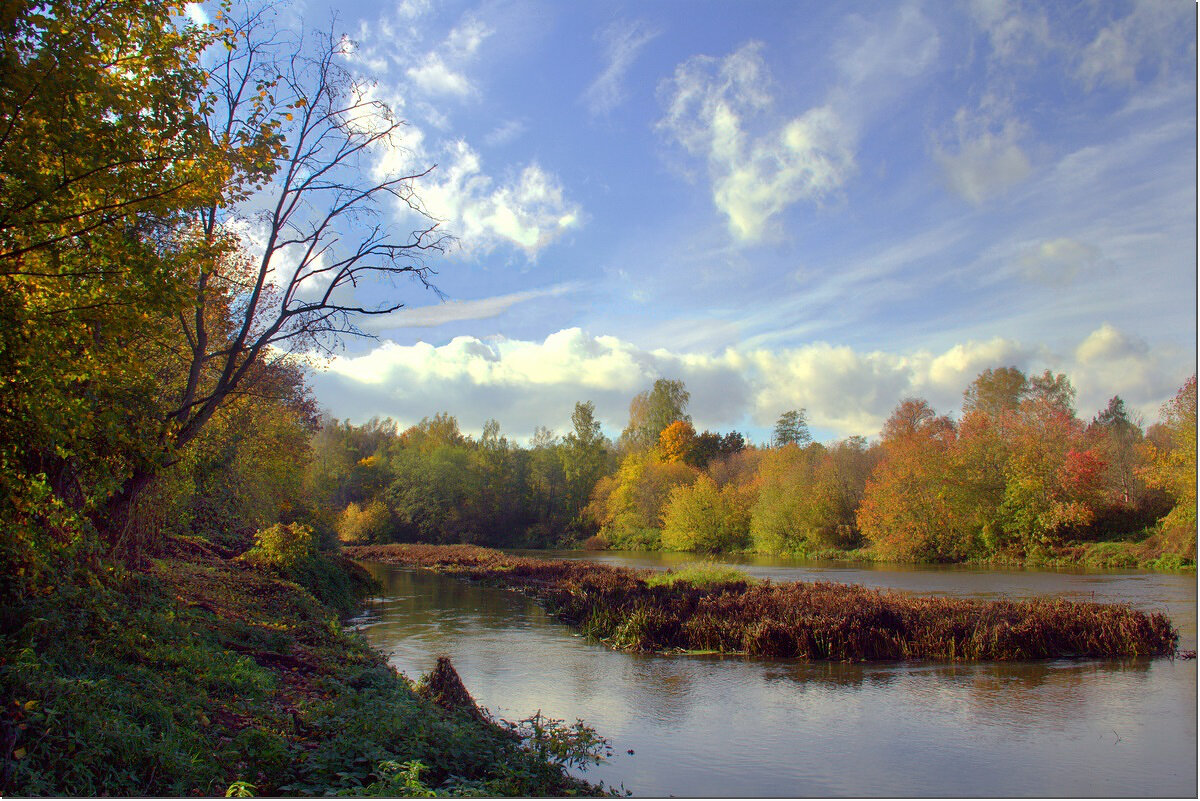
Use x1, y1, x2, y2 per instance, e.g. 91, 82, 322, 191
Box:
352, 760, 438, 797
501, 712, 613, 771
225, 779, 256, 798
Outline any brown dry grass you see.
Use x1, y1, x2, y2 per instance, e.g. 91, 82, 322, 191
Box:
345, 544, 1179, 661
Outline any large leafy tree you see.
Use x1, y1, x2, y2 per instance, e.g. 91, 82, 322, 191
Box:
561, 401, 609, 521
661, 474, 751, 553
962, 367, 1027, 418
620, 378, 690, 450
1, 1, 218, 590
772, 409, 812, 447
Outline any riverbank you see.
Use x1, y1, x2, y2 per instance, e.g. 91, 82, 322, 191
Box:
348, 544, 1179, 661
2, 541, 605, 797
589, 528, 1195, 573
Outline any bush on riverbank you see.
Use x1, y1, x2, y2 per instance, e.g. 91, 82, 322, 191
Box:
1, 545, 604, 797
348, 544, 1179, 661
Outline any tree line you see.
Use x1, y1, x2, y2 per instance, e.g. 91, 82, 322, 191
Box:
312, 371, 1196, 566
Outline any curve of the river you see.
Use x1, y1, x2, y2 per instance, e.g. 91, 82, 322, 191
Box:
352, 552, 1197, 797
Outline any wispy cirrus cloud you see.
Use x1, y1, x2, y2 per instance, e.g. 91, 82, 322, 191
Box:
583, 18, 660, 116
360, 283, 580, 331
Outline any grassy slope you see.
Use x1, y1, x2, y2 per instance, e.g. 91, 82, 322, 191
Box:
2, 543, 602, 797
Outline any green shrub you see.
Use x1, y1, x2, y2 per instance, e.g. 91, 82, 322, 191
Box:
243, 523, 316, 568
336, 501, 392, 545
660, 475, 751, 553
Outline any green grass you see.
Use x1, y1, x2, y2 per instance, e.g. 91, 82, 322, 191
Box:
644, 562, 757, 589
2, 544, 607, 797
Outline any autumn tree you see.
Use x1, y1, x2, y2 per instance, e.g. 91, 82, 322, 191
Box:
1087, 396, 1145, 506
749, 444, 820, 553
857, 399, 977, 561
1143, 376, 1197, 539
0, 2, 222, 588
689, 430, 745, 469
997, 396, 1103, 551
658, 420, 697, 463
962, 367, 1027, 417
110, 7, 451, 536
591, 450, 697, 549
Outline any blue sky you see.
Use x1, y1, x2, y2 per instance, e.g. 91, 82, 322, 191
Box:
199, 0, 1197, 444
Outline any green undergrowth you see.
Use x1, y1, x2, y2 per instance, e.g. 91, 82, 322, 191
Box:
1, 541, 606, 797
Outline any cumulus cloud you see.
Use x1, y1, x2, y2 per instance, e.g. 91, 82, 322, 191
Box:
421, 141, 582, 257
656, 42, 856, 241
657, 7, 939, 242
935, 111, 1031, 205
583, 18, 660, 116
308, 325, 1189, 442
406, 54, 474, 97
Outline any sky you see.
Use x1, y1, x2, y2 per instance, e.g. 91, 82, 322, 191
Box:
195, 0, 1197, 445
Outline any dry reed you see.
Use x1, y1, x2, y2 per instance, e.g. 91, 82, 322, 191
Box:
346, 544, 1179, 661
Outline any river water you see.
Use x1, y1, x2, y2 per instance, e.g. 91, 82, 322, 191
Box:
352, 552, 1197, 797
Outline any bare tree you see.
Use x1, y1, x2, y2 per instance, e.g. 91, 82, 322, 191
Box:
106, 7, 450, 533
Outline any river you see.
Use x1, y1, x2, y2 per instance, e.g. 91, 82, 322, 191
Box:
352, 552, 1197, 797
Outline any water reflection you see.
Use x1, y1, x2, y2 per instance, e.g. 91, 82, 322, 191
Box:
355, 562, 1197, 797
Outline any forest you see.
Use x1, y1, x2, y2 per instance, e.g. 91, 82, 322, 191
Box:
0, 1, 1194, 796
312, 370, 1197, 570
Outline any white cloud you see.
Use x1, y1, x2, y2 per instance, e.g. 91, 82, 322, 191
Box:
834, 4, 940, 89
583, 18, 660, 116
406, 54, 474, 97
968, 0, 1051, 63
446, 15, 492, 59
359, 283, 580, 331
1076, 0, 1194, 89
309, 325, 1190, 442
1017, 237, 1111, 286
421, 141, 582, 258
484, 119, 526, 148
935, 111, 1031, 205
404, 15, 494, 99
657, 42, 856, 241
184, 3, 209, 27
